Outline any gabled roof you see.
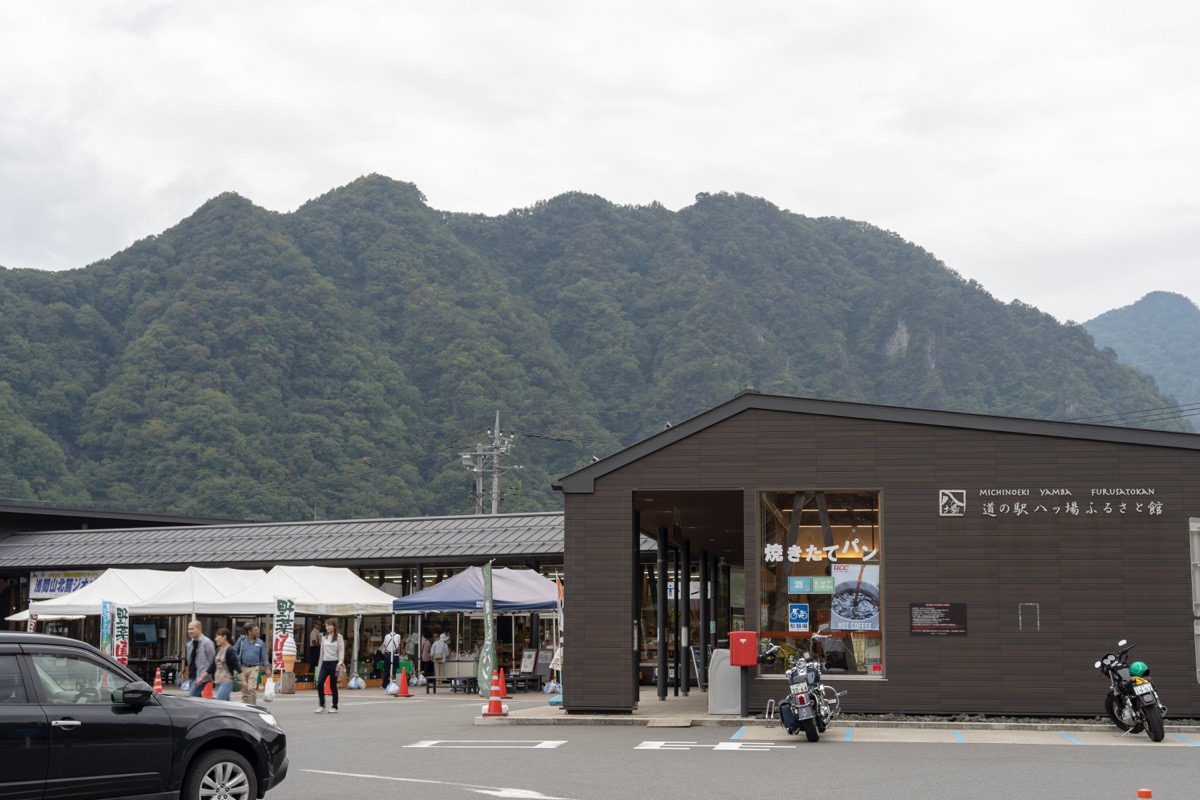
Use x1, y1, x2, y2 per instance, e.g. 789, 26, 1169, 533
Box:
0, 512, 565, 570
556, 391, 1200, 493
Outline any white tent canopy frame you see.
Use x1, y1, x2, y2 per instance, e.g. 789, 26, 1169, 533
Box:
122, 566, 266, 616
25, 569, 181, 617
192, 565, 397, 616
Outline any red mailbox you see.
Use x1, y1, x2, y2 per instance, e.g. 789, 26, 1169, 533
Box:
729, 631, 758, 666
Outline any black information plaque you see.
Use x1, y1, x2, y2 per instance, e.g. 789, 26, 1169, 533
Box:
909, 602, 968, 636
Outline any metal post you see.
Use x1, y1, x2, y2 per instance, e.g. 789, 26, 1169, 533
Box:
656, 527, 668, 702
672, 544, 680, 698
709, 557, 719, 655
681, 537, 690, 697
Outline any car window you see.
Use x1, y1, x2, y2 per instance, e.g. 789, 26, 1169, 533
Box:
30, 652, 131, 705
0, 654, 28, 703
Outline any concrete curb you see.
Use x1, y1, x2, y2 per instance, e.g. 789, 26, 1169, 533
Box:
476, 714, 1200, 732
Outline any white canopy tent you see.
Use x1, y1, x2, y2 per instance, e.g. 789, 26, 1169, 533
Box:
193, 565, 397, 616
23, 569, 180, 617
132, 566, 266, 616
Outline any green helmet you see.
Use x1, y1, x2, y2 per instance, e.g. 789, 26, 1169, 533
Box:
1129, 661, 1149, 677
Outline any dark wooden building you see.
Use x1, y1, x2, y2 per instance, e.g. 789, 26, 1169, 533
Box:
556, 391, 1200, 716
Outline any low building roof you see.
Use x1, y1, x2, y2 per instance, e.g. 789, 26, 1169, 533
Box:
0, 511, 565, 571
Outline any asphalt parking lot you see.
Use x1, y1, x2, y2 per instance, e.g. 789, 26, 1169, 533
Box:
233, 686, 1200, 800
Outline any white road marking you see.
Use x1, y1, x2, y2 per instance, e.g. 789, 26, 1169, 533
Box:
712, 741, 796, 751
634, 741, 701, 750
301, 769, 578, 800
406, 740, 567, 749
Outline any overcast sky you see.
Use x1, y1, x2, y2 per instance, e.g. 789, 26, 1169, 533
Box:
1, 1, 1196, 323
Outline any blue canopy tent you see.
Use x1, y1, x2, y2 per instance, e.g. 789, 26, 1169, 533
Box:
391, 567, 558, 613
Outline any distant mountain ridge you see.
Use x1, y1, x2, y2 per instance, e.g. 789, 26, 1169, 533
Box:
0, 175, 1189, 520
1084, 291, 1200, 407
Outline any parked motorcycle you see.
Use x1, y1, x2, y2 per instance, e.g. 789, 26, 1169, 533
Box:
762, 639, 846, 742
1095, 639, 1167, 742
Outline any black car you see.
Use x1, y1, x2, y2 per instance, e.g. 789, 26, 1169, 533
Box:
1, 631, 287, 800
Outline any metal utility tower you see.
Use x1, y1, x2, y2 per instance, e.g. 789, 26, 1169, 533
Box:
460, 411, 518, 514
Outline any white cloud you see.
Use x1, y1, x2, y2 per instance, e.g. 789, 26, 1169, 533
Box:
0, 0, 1196, 321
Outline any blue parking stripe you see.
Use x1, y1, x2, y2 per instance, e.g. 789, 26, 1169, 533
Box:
730, 726, 747, 740
1061, 732, 1084, 745
844, 728, 855, 742
952, 730, 966, 743
1171, 733, 1200, 747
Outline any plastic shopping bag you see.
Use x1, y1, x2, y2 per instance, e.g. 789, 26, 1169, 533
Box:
263, 675, 276, 703
180, 679, 192, 692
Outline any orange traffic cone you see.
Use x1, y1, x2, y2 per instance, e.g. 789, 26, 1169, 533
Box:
498, 667, 511, 699
202, 681, 213, 699
1137, 791, 1153, 799
153, 668, 163, 694
481, 670, 507, 717
396, 666, 412, 698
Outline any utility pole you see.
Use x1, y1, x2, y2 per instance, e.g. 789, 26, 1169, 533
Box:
460, 411, 518, 514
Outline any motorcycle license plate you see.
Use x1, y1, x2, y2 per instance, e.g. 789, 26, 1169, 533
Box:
790, 683, 808, 694
1134, 683, 1154, 696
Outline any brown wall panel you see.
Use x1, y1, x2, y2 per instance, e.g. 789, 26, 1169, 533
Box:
565, 406, 1200, 716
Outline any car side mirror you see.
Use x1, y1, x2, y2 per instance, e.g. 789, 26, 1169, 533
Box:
115, 680, 154, 707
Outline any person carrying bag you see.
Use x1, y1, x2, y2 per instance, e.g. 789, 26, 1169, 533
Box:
234, 625, 269, 705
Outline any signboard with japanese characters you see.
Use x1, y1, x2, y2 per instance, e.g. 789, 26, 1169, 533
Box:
788, 576, 812, 594
788, 603, 810, 632
272, 596, 296, 672
100, 600, 113, 655
939, 488, 1164, 519
29, 570, 103, 599
113, 605, 130, 666
910, 603, 968, 635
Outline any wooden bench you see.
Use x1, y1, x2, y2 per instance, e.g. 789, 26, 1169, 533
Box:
425, 675, 477, 694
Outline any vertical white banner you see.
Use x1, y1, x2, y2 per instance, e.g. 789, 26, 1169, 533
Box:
273, 596, 296, 671
113, 605, 130, 666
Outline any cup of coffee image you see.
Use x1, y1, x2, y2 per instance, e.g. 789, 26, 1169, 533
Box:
831, 580, 880, 627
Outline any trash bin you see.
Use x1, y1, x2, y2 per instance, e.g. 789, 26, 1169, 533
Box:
707, 649, 742, 714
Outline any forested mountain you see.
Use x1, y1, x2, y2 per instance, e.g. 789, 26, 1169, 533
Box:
0, 175, 1189, 519
1084, 291, 1200, 407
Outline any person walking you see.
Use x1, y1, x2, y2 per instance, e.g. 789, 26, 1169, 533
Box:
431, 632, 450, 679
235, 625, 269, 704
212, 628, 241, 701
420, 632, 434, 680
381, 628, 402, 689
186, 620, 215, 698
308, 620, 322, 667
315, 619, 345, 714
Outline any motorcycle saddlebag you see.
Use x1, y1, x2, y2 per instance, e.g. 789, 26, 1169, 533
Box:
778, 698, 799, 732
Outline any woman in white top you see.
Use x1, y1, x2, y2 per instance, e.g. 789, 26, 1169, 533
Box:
314, 619, 345, 713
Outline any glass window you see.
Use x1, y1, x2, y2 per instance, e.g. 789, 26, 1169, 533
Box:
758, 490, 883, 676
30, 653, 131, 704
0, 655, 28, 703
